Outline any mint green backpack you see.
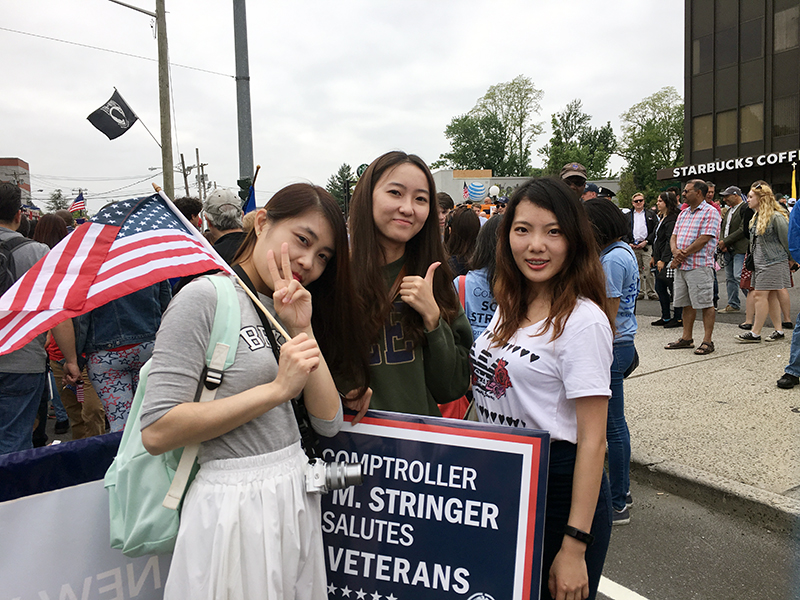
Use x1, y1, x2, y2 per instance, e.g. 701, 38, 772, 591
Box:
104, 275, 240, 557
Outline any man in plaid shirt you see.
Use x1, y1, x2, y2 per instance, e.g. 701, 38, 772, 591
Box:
665, 179, 722, 355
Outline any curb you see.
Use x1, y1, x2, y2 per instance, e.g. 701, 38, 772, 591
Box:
630, 451, 800, 534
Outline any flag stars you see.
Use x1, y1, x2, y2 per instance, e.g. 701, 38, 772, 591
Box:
327, 583, 337, 596
340, 586, 352, 598
355, 590, 367, 600
371, 591, 382, 600
386, 595, 397, 600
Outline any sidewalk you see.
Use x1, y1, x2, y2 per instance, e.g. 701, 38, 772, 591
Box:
627, 294, 800, 533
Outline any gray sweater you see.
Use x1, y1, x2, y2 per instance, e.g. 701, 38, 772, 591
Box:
141, 276, 342, 463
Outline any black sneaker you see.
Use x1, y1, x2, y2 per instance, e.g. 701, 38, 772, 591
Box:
736, 331, 761, 343
651, 319, 667, 326
765, 331, 785, 342
738, 323, 753, 330
777, 374, 799, 389
663, 319, 683, 329
612, 507, 630, 526
783, 321, 794, 330
54, 420, 70, 434
625, 492, 633, 508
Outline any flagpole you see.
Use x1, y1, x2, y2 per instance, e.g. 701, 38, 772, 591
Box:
152, 183, 291, 341
113, 87, 161, 149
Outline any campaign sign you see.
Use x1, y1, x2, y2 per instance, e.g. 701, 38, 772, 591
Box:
318, 410, 549, 600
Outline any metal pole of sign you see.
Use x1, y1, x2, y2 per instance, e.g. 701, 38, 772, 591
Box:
232, 0, 254, 189
155, 0, 174, 200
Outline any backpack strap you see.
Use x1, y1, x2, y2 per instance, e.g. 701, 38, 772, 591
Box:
162, 274, 239, 510
457, 275, 466, 309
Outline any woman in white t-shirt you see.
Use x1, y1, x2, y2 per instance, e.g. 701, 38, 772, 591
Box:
471, 177, 614, 600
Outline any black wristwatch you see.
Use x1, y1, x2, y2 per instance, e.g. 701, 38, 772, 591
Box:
563, 525, 594, 546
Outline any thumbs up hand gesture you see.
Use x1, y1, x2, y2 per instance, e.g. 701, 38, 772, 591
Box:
399, 262, 442, 331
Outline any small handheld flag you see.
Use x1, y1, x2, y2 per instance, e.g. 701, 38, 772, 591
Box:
68, 192, 86, 213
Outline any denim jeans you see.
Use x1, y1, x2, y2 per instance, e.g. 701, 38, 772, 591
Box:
0, 371, 47, 455
608, 342, 635, 511
49, 371, 68, 422
540, 441, 612, 600
723, 252, 747, 310
786, 312, 800, 378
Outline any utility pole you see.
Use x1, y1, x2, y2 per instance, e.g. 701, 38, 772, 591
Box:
156, 0, 174, 200
232, 0, 254, 202
180, 153, 190, 196
196, 147, 208, 202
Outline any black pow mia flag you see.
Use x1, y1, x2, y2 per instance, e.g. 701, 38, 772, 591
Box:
87, 90, 138, 140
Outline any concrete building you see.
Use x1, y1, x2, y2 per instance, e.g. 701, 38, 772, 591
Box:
658, 0, 800, 195
0, 158, 31, 201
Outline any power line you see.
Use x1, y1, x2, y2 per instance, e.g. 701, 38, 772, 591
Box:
0, 26, 234, 79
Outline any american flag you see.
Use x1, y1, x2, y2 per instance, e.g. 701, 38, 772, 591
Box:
463, 182, 469, 201
69, 192, 86, 213
0, 193, 231, 356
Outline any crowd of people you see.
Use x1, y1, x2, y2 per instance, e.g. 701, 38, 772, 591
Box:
1, 153, 799, 599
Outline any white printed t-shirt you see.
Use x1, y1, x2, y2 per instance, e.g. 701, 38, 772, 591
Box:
470, 298, 612, 444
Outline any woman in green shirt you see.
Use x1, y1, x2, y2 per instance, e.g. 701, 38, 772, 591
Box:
344, 151, 472, 418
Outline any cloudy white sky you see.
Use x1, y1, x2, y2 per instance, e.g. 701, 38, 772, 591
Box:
2, 0, 684, 213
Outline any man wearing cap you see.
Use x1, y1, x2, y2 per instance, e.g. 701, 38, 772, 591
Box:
560, 162, 587, 199
582, 183, 599, 202
204, 188, 246, 264
717, 186, 753, 313
626, 192, 659, 300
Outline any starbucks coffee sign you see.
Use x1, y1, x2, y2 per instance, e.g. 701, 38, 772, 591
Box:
657, 149, 799, 180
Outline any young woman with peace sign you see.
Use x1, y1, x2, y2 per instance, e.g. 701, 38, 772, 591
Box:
345, 151, 472, 418
140, 183, 368, 600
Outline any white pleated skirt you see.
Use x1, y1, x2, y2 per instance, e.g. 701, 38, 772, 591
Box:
164, 442, 327, 600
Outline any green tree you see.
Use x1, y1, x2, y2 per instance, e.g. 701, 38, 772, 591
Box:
538, 99, 616, 179
46, 189, 69, 212
325, 163, 356, 211
434, 75, 544, 176
430, 113, 506, 173
617, 86, 684, 202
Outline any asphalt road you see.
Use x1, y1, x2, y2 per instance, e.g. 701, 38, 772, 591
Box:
597, 478, 798, 600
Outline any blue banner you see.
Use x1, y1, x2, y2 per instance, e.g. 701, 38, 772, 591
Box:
319, 411, 549, 600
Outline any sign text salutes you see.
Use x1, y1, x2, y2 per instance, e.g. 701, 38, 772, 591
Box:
321, 448, 502, 596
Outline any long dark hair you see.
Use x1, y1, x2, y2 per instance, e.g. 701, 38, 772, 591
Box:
32, 214, 68, 249
583, 199, 629, 248
492, 178, 610, 346
659, 191, 680, 217
445, 205, 480, 262
469, 213, 503, 284
233, 183, 369, 393
349, 151, 460, 346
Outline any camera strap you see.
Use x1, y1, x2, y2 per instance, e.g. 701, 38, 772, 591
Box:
232, 265, 321, 462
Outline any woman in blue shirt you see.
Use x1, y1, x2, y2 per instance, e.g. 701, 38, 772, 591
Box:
584, 199, 639, 526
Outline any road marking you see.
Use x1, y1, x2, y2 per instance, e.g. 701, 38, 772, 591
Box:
599, 576, 650, 600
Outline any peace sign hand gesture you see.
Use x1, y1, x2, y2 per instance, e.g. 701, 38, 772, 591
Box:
399, 262, 441, 331
266, 242, 313, 335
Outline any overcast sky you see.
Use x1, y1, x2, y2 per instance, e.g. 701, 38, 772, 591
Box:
2, 0, 684, 213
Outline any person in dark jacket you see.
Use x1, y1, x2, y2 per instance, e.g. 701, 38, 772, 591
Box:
625, 192, 659, 300
650, 191, 683, 327
716, 186, 754, 313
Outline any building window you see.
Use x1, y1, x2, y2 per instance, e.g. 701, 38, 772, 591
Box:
740, 103, 764, 143
774, 95, 799, 136
716, 110, 737, 146
775, 5, 800, 52
693, 115, 713, 151
716, 27, 738, 68
693, 35, 712, 74
740, 18, 764, 61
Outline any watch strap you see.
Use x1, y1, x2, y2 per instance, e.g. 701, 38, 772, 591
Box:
563, 525, 594, 546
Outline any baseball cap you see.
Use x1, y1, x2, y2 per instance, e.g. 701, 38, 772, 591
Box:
560, 163, 587, 180
719, 185, 742, 197
204, 188, 241, 214
584, 183, 599, 193
597, 186, 616, 198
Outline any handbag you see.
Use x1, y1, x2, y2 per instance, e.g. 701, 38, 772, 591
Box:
740, 257, 753, 290
105, 275, 240, 557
